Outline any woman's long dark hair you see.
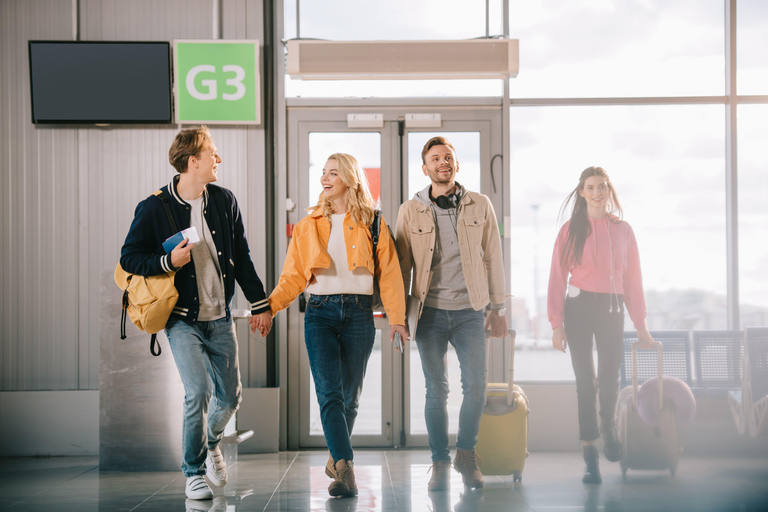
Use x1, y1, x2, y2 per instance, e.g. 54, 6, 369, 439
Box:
558, 166, 623, 267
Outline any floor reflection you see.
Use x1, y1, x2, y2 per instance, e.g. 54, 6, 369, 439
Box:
2, 450, 768, 511
185, 496, 228, 512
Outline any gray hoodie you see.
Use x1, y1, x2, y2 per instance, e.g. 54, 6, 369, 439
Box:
414, 183, 472, 310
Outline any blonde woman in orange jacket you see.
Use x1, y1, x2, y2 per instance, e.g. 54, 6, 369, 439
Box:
268, 153, 407, 498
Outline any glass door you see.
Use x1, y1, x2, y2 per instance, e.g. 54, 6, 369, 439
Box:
285, 105, 503, 450
401, 124, 497, 448
290, 120, 397, 448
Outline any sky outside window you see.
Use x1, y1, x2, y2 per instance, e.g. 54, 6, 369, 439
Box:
737, 0, 768, 95
285, 0, 726, 98
294, 0, 491, 40
282, 0, 767, 381
509, 104, 727, 353
738, 104, 768, 326
508, 0, 724, 98
284, 0, 504, 97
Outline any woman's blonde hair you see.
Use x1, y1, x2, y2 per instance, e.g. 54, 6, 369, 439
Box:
309, 153, 376, 227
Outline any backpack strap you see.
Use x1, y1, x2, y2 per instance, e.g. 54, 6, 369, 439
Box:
371, 210, 382, 269
120, 289, 129, 340
150, 334, 162, 357
154, 190, 178, 233
152, 190, 173, 357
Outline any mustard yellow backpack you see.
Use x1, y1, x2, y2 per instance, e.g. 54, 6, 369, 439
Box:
115, 190, 178, 356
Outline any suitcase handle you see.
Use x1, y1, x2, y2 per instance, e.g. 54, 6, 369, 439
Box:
632, 341, 663, 409
485, 329, 517, 407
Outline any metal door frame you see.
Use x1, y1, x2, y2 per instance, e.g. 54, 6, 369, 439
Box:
285, 101, 506, 450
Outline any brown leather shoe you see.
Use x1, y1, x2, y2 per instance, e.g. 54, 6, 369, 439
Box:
328, 459, 358, 497
454, 449, 484, 489
427, 460, 452, 491
325, 454, 335, 479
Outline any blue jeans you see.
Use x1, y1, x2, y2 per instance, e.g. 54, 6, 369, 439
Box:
165, 316, 242, 477
304, 294, 376, 463
415, 307, 486, 462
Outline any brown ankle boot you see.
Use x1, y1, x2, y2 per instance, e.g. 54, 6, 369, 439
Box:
325, 454, 335, 479
428, 460, 452, 491
454, 449, 484, 489
328, 459, 358, 497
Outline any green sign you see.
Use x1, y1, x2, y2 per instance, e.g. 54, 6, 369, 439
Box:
174, 40, 260, 124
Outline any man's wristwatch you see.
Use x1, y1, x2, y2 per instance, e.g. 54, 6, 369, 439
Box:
493, 308, 506, 317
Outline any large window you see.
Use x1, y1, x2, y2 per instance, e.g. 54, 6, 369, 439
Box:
283, 0, 504, 98
281, 0, 768, 384
289, 0, 491, 41
737, 0, 768, 95
508, 0, 724, 98
509, 105, 727, 380
738, 105, 768, 326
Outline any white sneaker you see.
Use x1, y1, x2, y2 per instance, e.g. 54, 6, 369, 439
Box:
206, 446, 228, 487
185, 475, 213, 500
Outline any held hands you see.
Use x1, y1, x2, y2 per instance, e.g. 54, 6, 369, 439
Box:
249, 311, 273, 338
485, 311, 507, 339
390, 324, 409, 353
637, 326, 655, 349
170, 238, 193, 268
552, 326, 568, 353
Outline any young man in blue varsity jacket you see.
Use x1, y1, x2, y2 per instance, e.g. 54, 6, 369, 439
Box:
120, 126, 272, 500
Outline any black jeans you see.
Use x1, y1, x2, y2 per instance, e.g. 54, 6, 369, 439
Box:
564, 290, 624, 442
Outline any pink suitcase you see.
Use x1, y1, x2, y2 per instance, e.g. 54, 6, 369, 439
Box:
616, 341, 680, 476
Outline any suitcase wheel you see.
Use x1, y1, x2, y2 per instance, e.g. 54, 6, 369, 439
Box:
513, 470, 522, 482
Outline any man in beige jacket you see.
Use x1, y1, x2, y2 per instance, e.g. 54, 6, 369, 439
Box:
395, 136, 506, 492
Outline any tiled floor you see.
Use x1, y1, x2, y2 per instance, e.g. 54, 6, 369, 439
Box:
1, 450, 767, 511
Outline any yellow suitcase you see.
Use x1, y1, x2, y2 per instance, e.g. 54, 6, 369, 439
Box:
476, 329, 529, 481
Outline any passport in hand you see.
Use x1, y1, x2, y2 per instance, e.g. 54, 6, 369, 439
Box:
162, 226, 200, 254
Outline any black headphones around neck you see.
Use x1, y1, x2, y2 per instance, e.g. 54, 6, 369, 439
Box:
430, 190, 460, 209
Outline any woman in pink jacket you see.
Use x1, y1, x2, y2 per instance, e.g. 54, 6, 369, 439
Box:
547, 166, 654, 484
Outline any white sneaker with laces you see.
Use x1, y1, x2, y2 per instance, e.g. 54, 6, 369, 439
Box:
206, 446, 228, 487
185, 475, 213, 500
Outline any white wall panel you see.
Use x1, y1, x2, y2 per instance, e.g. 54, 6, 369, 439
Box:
1, 0, 79, 390
1, 0, 269, 390
78, 127, 181, 389
80, 0, 216, 41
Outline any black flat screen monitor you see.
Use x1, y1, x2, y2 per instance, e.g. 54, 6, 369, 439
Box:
28, 41, 172, 124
